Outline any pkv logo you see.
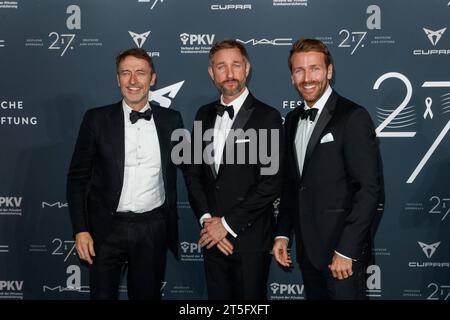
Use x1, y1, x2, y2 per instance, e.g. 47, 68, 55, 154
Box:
0, 280, 23, 299
423, 27, 446, 46
0, 197, 22, 208
180, 241, 201, 254
418, 241, 441, 258
0, 196, 22, 216
0, 281, 23, 291
269, 283, 304, 299
180, 241, 203, 262
179, 33, 215, 54
180, 33, 215, 46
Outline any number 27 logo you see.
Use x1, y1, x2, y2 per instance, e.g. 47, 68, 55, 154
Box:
373, 72, 450, 183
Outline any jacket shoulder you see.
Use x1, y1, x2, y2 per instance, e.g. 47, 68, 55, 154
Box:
334, 93, 365, 112
284, 105, 302, 122
198, 101, 218, 112
151, 104, 182, 119
253, 98, 280, 115
82, 102, 121, 120
87, 102, 120, 113
194, 100, 219, 118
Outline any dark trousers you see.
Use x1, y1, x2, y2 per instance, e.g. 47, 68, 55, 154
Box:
299, 248, 367, 300
204, 246, 271, 300
89, 207, 167, 300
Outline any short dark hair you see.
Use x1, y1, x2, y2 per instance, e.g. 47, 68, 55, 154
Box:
288, 38, 332, 71
209, 39, 250, 65
116, 48, 155, 73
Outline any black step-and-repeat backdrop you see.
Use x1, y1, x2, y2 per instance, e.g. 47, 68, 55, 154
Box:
1, 0, 449, 300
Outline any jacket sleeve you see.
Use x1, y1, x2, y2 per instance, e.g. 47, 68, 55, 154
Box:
224, 109, 284, 234
183, 108, 211, 222
336, 108, 383, 258
66, 110, 96, 235
275, 113, 296, 240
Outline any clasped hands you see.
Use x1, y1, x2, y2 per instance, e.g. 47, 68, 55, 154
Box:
199, 217, 234, 256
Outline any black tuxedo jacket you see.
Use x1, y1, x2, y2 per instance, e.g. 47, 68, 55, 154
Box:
66, 102, 183, 257
185, 93, 283, 253
276, 91, 384, 269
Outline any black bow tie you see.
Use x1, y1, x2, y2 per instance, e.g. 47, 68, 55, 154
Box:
215, 103, 234, 120
130, 108, 152, 124
300, 108, 318, 122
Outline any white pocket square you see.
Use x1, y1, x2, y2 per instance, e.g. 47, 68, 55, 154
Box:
320, 133, 334, 144
235, 139, 250, 143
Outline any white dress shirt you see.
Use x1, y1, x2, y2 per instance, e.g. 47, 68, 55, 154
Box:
294, 84, 331, 175
116, 101, 165, 213
200, 88, 250, 238
276, 86, 354, 261
213, 88, 248, 172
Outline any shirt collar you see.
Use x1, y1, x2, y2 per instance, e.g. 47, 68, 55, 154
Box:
122, 100, 151, 114
304, 84, 332, 116
220, 87, 249, 115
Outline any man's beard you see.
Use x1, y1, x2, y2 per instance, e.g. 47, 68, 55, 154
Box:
219, 80, 244, 97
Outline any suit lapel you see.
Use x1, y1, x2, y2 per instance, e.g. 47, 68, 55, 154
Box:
217, 93, 256, 177
303, 91, 338, 174
229, 93, 255, 132
289, 107, 302, 184
110, 102, 125, 186
203, 104, 218, 179
152, 105, 170, 183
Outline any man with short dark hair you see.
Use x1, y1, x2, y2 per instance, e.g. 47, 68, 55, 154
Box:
273, 38, 384, 300
67, 48, 184, 299
184, 39, 283, 299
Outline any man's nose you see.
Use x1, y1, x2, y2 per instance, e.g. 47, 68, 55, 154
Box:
304, 70, 312, 82
226, 67, 234, 79
129, 73, 138, 83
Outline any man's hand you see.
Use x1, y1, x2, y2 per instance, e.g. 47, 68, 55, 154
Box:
272, 238, 292, 267
199, 217, 228, 250
75, 231, 95, 265
216, 238, 234, 256
328, 253, 353, 280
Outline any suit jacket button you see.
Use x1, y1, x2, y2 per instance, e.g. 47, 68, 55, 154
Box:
299, 186, 306, 191
215, 186, 220, 190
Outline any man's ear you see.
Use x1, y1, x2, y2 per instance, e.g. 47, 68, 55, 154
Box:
150, 72, 157, 86
327, 64, 333, 81
208, 66, 214, 81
